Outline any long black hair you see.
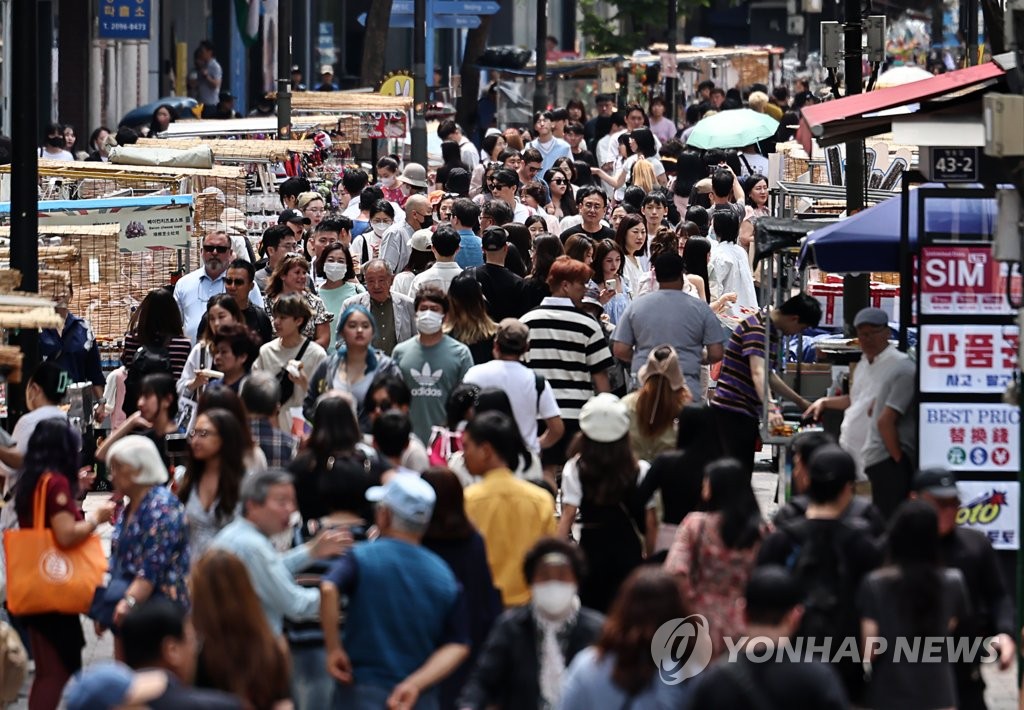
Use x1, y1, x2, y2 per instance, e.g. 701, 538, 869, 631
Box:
704, 458, 763, 549
889, 499, 944, 636
682, 237, 712, 304
15, 419, 81, 522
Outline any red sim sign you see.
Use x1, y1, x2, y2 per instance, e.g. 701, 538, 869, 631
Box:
920, 246, 1020, 315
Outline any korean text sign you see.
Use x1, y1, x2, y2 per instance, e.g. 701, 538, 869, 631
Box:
956, 481, 1020, 551
919, 403, 1019, 471
99, 0, 150, 40
920, 325, 1019, 393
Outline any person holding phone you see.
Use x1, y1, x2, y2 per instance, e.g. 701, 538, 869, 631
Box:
590, 239, 631, 325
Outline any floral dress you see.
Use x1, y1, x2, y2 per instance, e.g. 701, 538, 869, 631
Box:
111, 485, 191, 605
664, 511, 766, 658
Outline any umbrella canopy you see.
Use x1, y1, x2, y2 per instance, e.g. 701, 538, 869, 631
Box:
875, 65, 933, 89
685, 109, 779, 150
800, 190, 997, 273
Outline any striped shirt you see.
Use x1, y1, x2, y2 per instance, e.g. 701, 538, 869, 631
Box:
711, 313, 778, 420
520, 297, 615, 421
120, 334, 193, 380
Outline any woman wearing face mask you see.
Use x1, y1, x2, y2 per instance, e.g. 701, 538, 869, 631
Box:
303, 304, 399, 432
349, 199, 395, 276
376, 156, 403, 203
39, 122, 74, 161
315, 242, 364, 349
458, 538, 603, 710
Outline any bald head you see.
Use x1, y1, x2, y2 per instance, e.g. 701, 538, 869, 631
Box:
404, 194, 431, 229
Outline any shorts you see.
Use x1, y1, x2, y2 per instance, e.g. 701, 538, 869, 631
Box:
540, 419, 581, 468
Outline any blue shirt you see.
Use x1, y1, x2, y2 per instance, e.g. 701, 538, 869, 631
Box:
527, 137, 572, 173
455, 229, 484, 268
323, 537, 468, 693
211, 517, 318, 634
560, 647, 692, 709
173, 267, 265, 343
40, 313, 105, 386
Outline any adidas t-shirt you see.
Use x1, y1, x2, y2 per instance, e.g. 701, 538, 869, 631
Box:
392, 335, 474, 442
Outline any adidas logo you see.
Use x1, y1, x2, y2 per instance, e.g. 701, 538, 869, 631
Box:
411, 363, 443, 387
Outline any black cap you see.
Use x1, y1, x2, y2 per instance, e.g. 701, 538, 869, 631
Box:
290, 64, 301, 73
481, 227, 508, 251
278, 208, 310, 225
807, 444, 856, 484
913, 468, 959, 498
653, 252, 685, 282
218, 91, 235, 102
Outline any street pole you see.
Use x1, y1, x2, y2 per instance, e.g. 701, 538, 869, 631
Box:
533, 0, 548, 113
412, 0, 428, 167
276, 0, 292, 139
966, 0, 979, 65
666, 0, 678, 123
9, 0, 40, 423
842, 0, 868, 335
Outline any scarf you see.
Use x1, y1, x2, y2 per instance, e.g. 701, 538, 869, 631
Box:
532, 597, 580, 710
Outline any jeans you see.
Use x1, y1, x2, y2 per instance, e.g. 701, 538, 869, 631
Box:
290, 645, 334, 710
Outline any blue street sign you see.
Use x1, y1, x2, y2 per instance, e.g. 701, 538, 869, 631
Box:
99, 0, 151, 39
357, 12, 481, 29
433, 1, 500, 14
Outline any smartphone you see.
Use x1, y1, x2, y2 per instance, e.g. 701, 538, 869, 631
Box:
605, 279, 616, 290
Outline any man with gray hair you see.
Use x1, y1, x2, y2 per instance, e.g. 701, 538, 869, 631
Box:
240, 371, 296, 468
320, 474, 470, 708
342, 259, 416, 354
211, 469, 350, 634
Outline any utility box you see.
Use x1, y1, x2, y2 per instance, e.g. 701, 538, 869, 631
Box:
984, 94, 1024, 157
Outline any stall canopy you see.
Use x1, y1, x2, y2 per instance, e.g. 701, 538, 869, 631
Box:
800, 190, 998, 272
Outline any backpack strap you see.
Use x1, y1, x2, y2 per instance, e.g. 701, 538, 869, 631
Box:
533, 372, 546, 409
295, 337, 312, 362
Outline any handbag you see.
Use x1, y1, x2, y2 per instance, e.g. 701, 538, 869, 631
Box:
2, 474, 108, 616
88, 571, 131, 628
276, 338, 311, 404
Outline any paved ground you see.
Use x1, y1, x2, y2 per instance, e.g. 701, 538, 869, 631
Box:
9, 484, 1021, 708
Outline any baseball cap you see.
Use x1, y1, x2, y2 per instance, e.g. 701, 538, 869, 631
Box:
290, 64, 302, 73
278, 208, 311, 225
579, 393, 630, 443
366, 474, 436, 525
482, 227, 508, 251
853, 307, 889, 328
913, 468, 960, 498
653, 252, 685, 283
218, 91, 235, 103
409, 228, 433, 252
638, 346, 686, 391
495, 318, 529, 354
807, 444, 856, 484
63, 661, 133, 710
320, 64, 334, 75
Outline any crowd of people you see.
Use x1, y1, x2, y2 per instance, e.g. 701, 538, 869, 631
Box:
3, 80, 1017, 710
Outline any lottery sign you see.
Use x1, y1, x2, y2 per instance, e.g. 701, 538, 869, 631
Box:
919, 403, 1020, 471
919, 245, 1019, 315
920, 325, 1019, 393
955, 481, 1020, 550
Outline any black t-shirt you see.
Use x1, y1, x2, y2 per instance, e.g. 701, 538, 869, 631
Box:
559, 224, 614, 244
471, 263, 526, 321
145, 672, 243, 710
197, 304, 273, 345
689, 656, 848, 709
572, 148, 598, 168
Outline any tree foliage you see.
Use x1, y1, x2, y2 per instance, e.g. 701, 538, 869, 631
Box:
579, 0, 709, 55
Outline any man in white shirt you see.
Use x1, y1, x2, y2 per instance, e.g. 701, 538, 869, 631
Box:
411, 225, 463, 294
194, 40, 223, 107
805, 307, 908, 478
437, 119, 480, 171
464, 318, 564, 454
489, 168, 533, 224
708, 211, 758, 314
379, 194, 432, 274
596, 112, 628, 198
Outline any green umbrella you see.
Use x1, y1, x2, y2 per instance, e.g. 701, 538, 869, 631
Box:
685, 109, 779, 150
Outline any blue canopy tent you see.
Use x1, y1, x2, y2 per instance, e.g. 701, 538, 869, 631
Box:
800, 190, 998, 272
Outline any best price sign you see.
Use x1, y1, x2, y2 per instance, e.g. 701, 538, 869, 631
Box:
920, 325, 1019, 393
920, 246, 1019, 315
919, 403, 1020, 471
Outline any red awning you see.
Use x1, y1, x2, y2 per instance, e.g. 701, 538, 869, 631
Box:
797, 61, 1005, 151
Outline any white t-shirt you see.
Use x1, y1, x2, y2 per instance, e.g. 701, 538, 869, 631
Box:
463, 359, 560, 452
561, 457, 654, 508
709, 241, 758, 315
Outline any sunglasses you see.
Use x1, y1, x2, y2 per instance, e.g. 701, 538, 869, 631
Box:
372, 398, 392, 412
224, 278, 248, 286
527, 166, 541, 173
203, 245, 230, 254
551, 179, 567, 185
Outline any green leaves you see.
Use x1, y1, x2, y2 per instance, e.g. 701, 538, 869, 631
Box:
578, 0, 710, 55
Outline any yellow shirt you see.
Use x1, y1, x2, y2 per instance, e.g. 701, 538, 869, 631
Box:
464, 468, 556, 607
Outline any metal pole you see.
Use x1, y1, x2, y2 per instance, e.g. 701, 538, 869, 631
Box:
842, 0, 868, 335
411, 0, 428, 167
533, 0, 548, 113
9, 0, 40, 424
666, 0, 678, 123
277, 0, 292, 139
966, 0, 978, 65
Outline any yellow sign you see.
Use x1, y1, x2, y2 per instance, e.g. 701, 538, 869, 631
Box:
379, 72, 413, 98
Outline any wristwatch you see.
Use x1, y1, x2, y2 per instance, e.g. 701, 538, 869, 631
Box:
124, 594, 138, 610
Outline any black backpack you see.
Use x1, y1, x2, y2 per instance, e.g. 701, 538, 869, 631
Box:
122, 340, 172, 415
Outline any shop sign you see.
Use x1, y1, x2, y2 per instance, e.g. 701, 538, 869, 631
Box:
34, 196, 193, 252
920, 325, 1019, 393
920, 245, 1018, 315
99, 0, 150, 39
919, 403, 1019, 471
956, 480, 1020, 550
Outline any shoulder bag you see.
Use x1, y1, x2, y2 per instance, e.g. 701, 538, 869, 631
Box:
3, 474, 108, 615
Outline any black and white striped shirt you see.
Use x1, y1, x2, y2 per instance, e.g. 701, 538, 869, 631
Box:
520, 297, 615, 421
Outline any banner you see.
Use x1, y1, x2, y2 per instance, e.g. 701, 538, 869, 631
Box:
956, 480, 1020, 550
28, 196, 193, 252
99, 0, 151, 39
919, 245, 1019, 315
919, 403, 1020, 471
920, 325, 1019, 393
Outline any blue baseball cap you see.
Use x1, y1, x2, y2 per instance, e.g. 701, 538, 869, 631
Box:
63, 661, 133, 710
366, 474, 436, 525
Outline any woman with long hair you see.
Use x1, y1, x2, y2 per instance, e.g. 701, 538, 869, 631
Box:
176, 408, 248, 560
681, 237, 734, 315
522, 234, 564, 309
860, 499, 968, 710
436, 140, 469, 188
566, 98, 588, 125
122, 288, 192, 402
557, 394, 652, 612
559, 567, 691, 708
613, 213, 647, 295
563, 234, 594, 269
543, 168, 578, 220
191, 549, 292, 708
15, 420, 116, 709
266, 253, 333, 348
315, 242, 364, 349
178, 293, 243, 400
39, 122, 73, 160
622, 346, 692, 463
591, 238, 631, 324
445, 273, 497, 364
304, 304, 399, 431
147, 104, 175, 136
503, 223, 533, 277
524, 214, 548, 242
422, 468, 501, 709
520, 180, 561, 234
665, 458, 767, 657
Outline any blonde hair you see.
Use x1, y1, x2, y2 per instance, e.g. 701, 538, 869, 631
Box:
296, 191, 324, 210
748, 91, 769, 113
631, 159, 657, 193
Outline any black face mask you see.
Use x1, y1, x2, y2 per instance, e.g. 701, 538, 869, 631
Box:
420, 213, 433, 229
47, 136, 65, 148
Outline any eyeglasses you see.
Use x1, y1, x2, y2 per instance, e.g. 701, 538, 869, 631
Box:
305, 207, 325, 215
203, 245, 230, 254
190, 428, 219, 439
581, 202, 604, 211
551, 179, 567, 185
371, 398, 392, 412
224, 278, 248, 286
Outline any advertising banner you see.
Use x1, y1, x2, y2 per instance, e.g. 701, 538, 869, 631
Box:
920, 325, 1019, 393
920, 245, 1019, 315
956, 480, 1020, 550
919, 403, 1020, 471
31, 196, 193, 252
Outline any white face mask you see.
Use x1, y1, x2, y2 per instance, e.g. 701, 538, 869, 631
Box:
416, 310, 444, 334
323, 262, 347, 282
371, 221, 391, 237
532, 581, 577, 617
380, 176, 396, 188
